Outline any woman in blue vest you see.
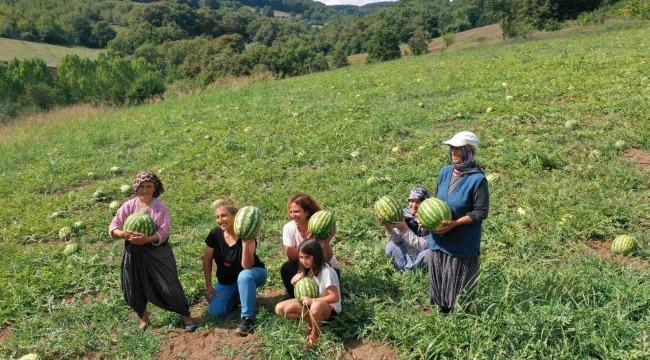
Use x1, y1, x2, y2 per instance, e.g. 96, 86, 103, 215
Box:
427, 131, 489, 313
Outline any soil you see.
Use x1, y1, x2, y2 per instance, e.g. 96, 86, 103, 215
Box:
623, 148, 650, 171
585, 240, 650, 272
0, 325, 11, 343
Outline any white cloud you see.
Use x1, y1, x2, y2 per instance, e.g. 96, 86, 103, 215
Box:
319, 0, 397, 6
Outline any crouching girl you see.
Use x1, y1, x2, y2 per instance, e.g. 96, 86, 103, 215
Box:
275, 239, 341, 350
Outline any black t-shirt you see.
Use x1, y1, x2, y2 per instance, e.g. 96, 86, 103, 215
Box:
205, 227, 265, 286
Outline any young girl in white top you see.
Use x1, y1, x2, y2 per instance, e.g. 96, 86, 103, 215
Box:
275, 239, 341, 350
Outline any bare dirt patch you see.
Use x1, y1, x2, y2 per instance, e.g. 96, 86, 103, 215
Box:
623, 148, 650, 171
585, 240, 650, 271
0, 325, 11, 343
157, 327, 261, 360
341, 338, 401, 360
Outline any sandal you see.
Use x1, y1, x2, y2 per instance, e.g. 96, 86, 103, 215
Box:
184, 322, 197, 333
302, 333, 320, 351
133, 322, 148, 334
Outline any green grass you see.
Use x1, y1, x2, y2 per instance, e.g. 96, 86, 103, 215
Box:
0, 37, 104, 66
2, 20, 650, 359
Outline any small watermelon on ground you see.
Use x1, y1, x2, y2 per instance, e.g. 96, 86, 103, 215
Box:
418, 198, 452, 230
234, 206, 262, 241
120, 184, 133, 196
485, 173, 500, 183
19, 354, 40, 360
308, 210, 336, 241
87, 172, 96, 179
93, 189, 106, 201
611, 235, 635, 256
294, 277, 319, 305
63, 243, 78, 256
211, 199, 226, 209
109, 201, 121, 214
110, 166, 122, 175
374, 196, 402, 225
123, 213, 156, 236
614, 140, 627, 151
59, 226, 72, 240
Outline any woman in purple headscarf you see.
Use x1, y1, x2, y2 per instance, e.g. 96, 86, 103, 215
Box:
376, 186, 432, 273
426, 131, 489, 313
109, 171, 196, 333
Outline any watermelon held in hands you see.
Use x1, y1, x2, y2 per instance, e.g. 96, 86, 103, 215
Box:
234, 206, 262, 242
418, 198, 452, 230
374, 196, 402, 225
123, 213, 156, 236
611, 235, 636, 256
294, 277, 319, 305
308, 211, 336, 241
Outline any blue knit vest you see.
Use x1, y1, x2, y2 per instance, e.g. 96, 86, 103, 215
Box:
428, 166, 484, 257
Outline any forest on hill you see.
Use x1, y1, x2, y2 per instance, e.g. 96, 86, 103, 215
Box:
1, 0, 647, 121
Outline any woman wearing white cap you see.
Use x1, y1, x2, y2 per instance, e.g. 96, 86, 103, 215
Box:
376, 186, 431, 273
426, 131, 489, 313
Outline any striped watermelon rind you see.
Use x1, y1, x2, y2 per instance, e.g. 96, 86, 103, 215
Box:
374, 195, 403, 225
123, 213, 156, 236
294, 277, 319, 305
234, 206, 262, 242
418, 198, 452, 230
308, 210, 336, 241
611, 235, 635, 256
63, 243, 78, 255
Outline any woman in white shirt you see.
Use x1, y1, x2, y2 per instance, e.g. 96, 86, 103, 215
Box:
281, 193, 340, 298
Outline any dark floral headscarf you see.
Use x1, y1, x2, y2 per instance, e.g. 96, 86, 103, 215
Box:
132, 171, 165, 198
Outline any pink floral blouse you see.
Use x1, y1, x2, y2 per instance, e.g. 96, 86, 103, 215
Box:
109, 197, 171, 245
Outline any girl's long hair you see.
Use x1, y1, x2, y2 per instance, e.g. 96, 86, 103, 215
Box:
298, 239, 324, 278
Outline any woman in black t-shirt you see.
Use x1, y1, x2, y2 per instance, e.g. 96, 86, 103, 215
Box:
202, 200, 267, 336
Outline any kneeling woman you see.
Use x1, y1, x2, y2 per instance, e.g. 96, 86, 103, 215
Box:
275, 239, 341, 349
203, 200, 267, 336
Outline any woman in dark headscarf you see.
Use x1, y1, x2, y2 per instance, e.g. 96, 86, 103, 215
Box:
109, 171, 196, 333
427, 131, 489, 313
376, 186, 431, 273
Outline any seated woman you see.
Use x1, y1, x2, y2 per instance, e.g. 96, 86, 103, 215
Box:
109, 171, 196, 333
202, 200, 268, 336
377, 186, 431, 273
281, 193, 340, 298
275, 239, 342, 350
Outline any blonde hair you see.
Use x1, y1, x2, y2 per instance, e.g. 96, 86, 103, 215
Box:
214, 200, 238, 215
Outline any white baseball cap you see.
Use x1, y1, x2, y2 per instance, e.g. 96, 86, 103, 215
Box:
442, 131, 479, 149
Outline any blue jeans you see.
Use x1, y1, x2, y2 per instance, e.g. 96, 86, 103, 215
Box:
385, 242, 429, 273
208, 267, 267, 318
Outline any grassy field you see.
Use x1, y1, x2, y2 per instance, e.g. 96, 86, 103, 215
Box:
0, 37, 104, 66
2, 20, 650, 359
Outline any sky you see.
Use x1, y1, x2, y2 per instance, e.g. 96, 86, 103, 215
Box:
319, 0, 397, 6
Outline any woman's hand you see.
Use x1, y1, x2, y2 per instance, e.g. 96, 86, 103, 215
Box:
391, 219, 408, 232
126, 231, 152, 245
291, 273, 304, 285
434, 220, 457, 235
301, 297, 314, 306
206, 286, 218, 304
325, 225, 337, 242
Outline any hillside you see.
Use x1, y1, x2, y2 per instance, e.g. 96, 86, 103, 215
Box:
0, 37, 104, 66
1, 20, 650, 359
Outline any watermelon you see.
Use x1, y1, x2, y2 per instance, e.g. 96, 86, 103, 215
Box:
110, 166, 122, 174
87, 172, 96, 179
211, 199, 225, 209
59, 226, 72, 240
374, 195, 402, 225
418, 198, 452, 230
614, 140, 627, 151
123, 213, 156, 236
93, 189, 106, 202
308, 210, 336, 241
485, 173, 500, 183
234, 206, 262, 241
120, 184, 133, 196
294, 277, 319, 305
63, 243, 78, 256
19, 354, 40, 360
109, 201, 121, 214
611, 235, 635, 256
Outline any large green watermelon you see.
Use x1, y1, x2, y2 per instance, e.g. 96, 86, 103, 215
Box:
294, 277, 319, 305
123, 212, 156, 236
611, 235, 635, 256
308, 210, 336, 241
418, 198, 452, 230
374, 195, 403, 225
234, 206, 262, 242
